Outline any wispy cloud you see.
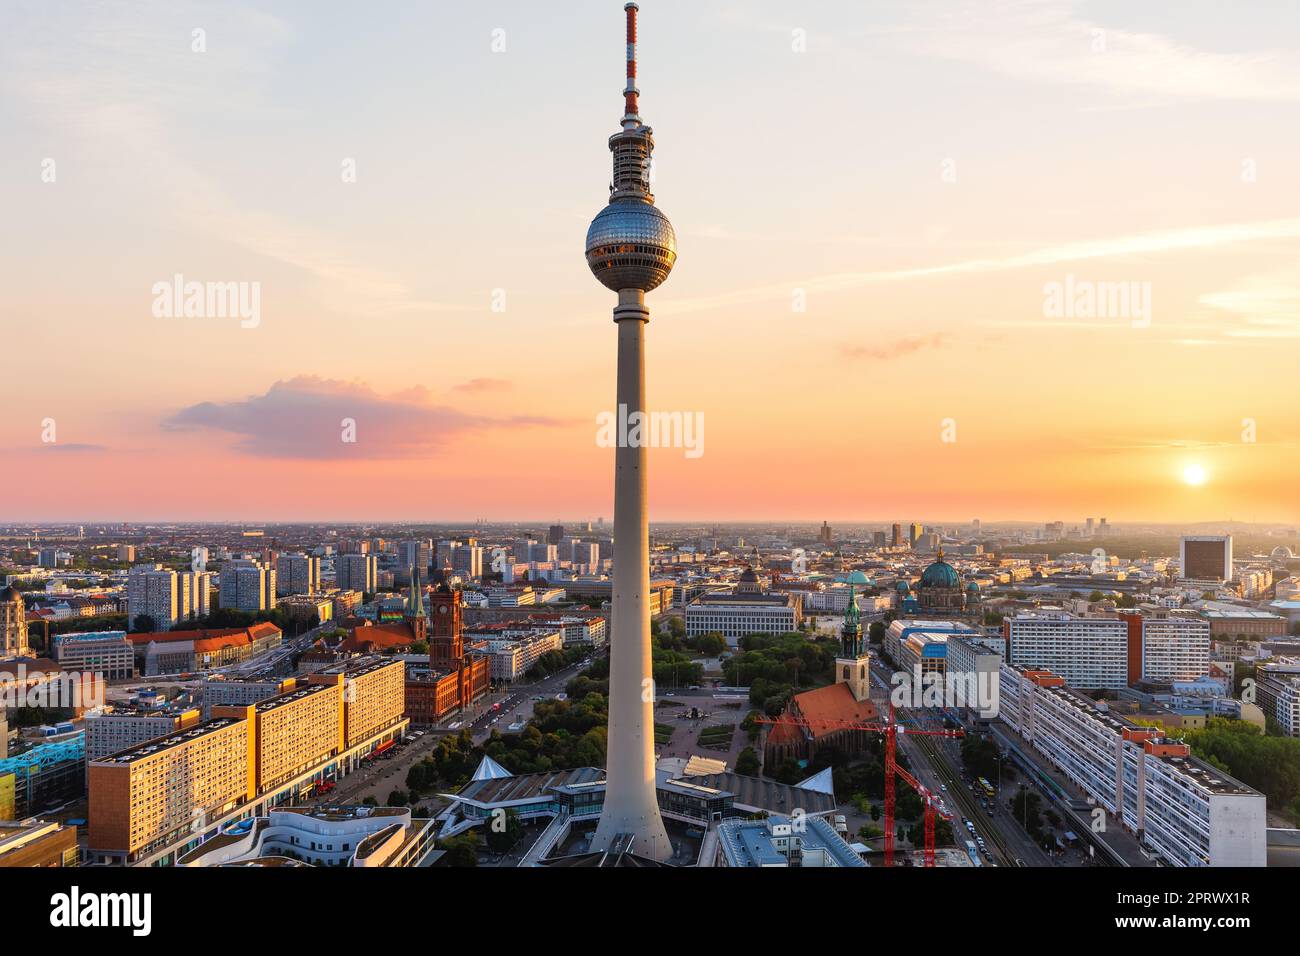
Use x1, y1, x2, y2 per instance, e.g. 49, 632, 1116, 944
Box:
1199, 268, 1300, 340
162, 376, 570, 460
902, 0, 1300, 104
1, 1, 468, 318
451, 377, 513, 394
662, 218, 1300, 316
842, 333, 946, 361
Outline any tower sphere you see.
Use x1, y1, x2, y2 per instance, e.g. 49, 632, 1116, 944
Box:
585, 200, 677, 292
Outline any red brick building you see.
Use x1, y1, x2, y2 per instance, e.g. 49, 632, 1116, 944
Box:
404, 584, 491, 725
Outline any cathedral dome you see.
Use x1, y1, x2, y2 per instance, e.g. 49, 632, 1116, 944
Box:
919, 557, 959, 589
0, 585, 21, 604
844, 570, 870, 585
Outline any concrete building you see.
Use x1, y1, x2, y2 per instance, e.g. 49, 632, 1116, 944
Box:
999, 664, 1266, 867
1129, 613, 1211, 683
713, 813, 865, 868
213, 680, 344, 793
220, 560, 276, 612
685, 569, 802, 645
88, 718, 255, 863
1180, 535, 1233, 582
53, 630, 135, 680
127, 565, 181, 631
1004, 612, 1131, 689
276, 554, 321, 596
481, 630, 565, 682
1255, 661, 1300, 737
202, 675, 298, 719
336, 554, 377, 595
84, 707, 202, 761
0, 819, 79, 867
177, 805, 436, 868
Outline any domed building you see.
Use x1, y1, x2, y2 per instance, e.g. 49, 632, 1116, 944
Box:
1, 584, 30, 659
913, 550, 968, 615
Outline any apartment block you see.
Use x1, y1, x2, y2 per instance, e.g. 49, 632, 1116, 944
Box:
202, 675, 298, 719
219, 560, 276, 612
999, 664, 1265, 867
127, 565, 179, 631
85, 708, 202, 761
311, 657, 405, 748
276, 554, 321, 596
337, 554, 378, 594
1004, 612, 1131, 689
87, 717, 255, 864
214, 679, 343, 792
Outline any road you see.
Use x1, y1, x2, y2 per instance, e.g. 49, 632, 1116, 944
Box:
870, 659, 1051, 867
313, 657, 598, 809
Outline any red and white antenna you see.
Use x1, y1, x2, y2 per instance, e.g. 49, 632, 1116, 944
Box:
622, 2, 641, 128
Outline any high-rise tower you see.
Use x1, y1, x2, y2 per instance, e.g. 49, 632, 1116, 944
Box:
584, 1, 675, 863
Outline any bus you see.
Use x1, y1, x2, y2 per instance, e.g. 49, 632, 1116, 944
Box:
977, 777, 995, 798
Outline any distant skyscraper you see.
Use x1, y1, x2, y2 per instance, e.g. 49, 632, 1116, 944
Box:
909, 523, 923, 546
584, 1, 674, 862
336, 553, 378, 594
547, 524, 566, 545
276, 554, 321, 596
819, 521, 833, 545
220, 560, 276, 612
397, 540, 432, 581
1180, 535, 1233, 582
453, 545, 484, 580
891, 523, 902, 547
128, 565, 179, 630
191, 547, 208, 572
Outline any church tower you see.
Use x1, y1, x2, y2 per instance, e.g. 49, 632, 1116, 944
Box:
836, 586, 871, 703
404, 565, 428, 643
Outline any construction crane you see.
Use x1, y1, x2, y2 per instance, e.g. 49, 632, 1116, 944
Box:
757, 702, 963, 867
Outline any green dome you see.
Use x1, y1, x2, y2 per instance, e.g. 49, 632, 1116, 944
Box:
919, 558, 959, 588
845, 570, 870, 585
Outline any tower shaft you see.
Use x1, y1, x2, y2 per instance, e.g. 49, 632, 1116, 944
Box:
590, 289, 670, 861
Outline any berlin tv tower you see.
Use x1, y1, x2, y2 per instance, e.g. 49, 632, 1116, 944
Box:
584, 1, 675, 861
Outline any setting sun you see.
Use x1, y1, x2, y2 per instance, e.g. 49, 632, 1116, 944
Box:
1182, 463, 1209, 486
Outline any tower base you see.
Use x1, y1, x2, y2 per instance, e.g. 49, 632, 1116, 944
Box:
588, 811, 672, 863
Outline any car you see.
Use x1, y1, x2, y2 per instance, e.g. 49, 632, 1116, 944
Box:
940, 784, 947, 792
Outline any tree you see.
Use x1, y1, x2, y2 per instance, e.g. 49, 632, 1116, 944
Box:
440, 834, 480, 867
485, 809, 525, 853
868, 621, 886, 645
735, 746, 760, 777
386, 789, 409, 807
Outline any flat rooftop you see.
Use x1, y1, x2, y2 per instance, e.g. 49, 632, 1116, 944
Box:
92, 717, 241, 764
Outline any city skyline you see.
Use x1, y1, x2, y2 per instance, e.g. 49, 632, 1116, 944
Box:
4, 0, 1299, 522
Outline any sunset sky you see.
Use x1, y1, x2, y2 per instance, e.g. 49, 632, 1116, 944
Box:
2, 0, 1298, 523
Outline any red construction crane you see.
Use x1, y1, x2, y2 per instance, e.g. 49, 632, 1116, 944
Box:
757, 702, 962, 866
